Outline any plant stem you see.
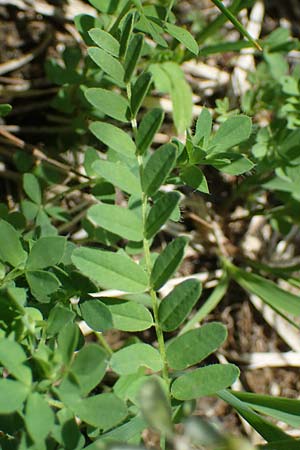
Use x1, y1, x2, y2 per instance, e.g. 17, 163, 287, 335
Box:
140, 186, 170, 386
96, 332, 113, 355
165, 0, 175, 22
210, 0, 262, 51
126, 81, 170, 386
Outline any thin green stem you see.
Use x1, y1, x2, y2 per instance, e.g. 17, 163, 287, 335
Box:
1, 267, 24, 287
165, 0, 175, 22
47, 398, 64, 409
96, 332, 113, 355
210, 0, 262, 51
127, 80, 170, 386
140, 185, 170, 385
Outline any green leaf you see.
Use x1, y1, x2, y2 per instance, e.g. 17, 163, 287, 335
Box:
153, 62, 192, 134
138, 377, 173, 437
165, 22, 198, 55
0, 103, 12, 117
218, 390, 293, 443
119, 12, 135, 58
111, 343, 162, 375
89, 121, 136, 158
232, 391, 300, 428
26, 270, 60, 302
136, 108, 164, 155
140, 15, 167, 48
194, 108, 212, 145
26, 236, 66, 270
47, 305, 75, 337
85, 88, 129, 122
166, 322, 227, 370
88, 47, 125, 84
145, 191, 181, 239
142, 143, 177, 196
231, 266, 300, 317
159, 279, 202, 331
92, 160, 141, 195
0, 379, 29, 413
151, 236, 188, 290
180, 273, 229, 334
21, 199, 39, 221
74, 14, 103, 45
212, 153, 254, 175
71, 344, 108, 396
88, 0, 120, 13
72, 393, 128, 430
88, 203, 143, 241
80, 299, 113, 331
4, 345, 25, 382
102, 298, 153, 331
72, 247, 148, 292
88, 28, 120, 57
25, 392, 55, 443
0, 220, 27, 267
88, 415, 146, 447
171, 364, 240, 400
57, 322, 79, 365
131, 71, 152, 117
209, 115, 252, 153
180, 166, 209, 193
0, 338, 31, 385
23, 173, 42, 204
54, 408, 84, 450
124, 33, 144, 82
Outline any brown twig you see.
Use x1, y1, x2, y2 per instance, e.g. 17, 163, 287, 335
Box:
0, 128, 90, 180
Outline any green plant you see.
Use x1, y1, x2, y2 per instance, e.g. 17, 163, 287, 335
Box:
1, 1, 300, 449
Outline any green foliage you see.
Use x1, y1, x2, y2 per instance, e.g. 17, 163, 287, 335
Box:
2, 1, 300, 449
